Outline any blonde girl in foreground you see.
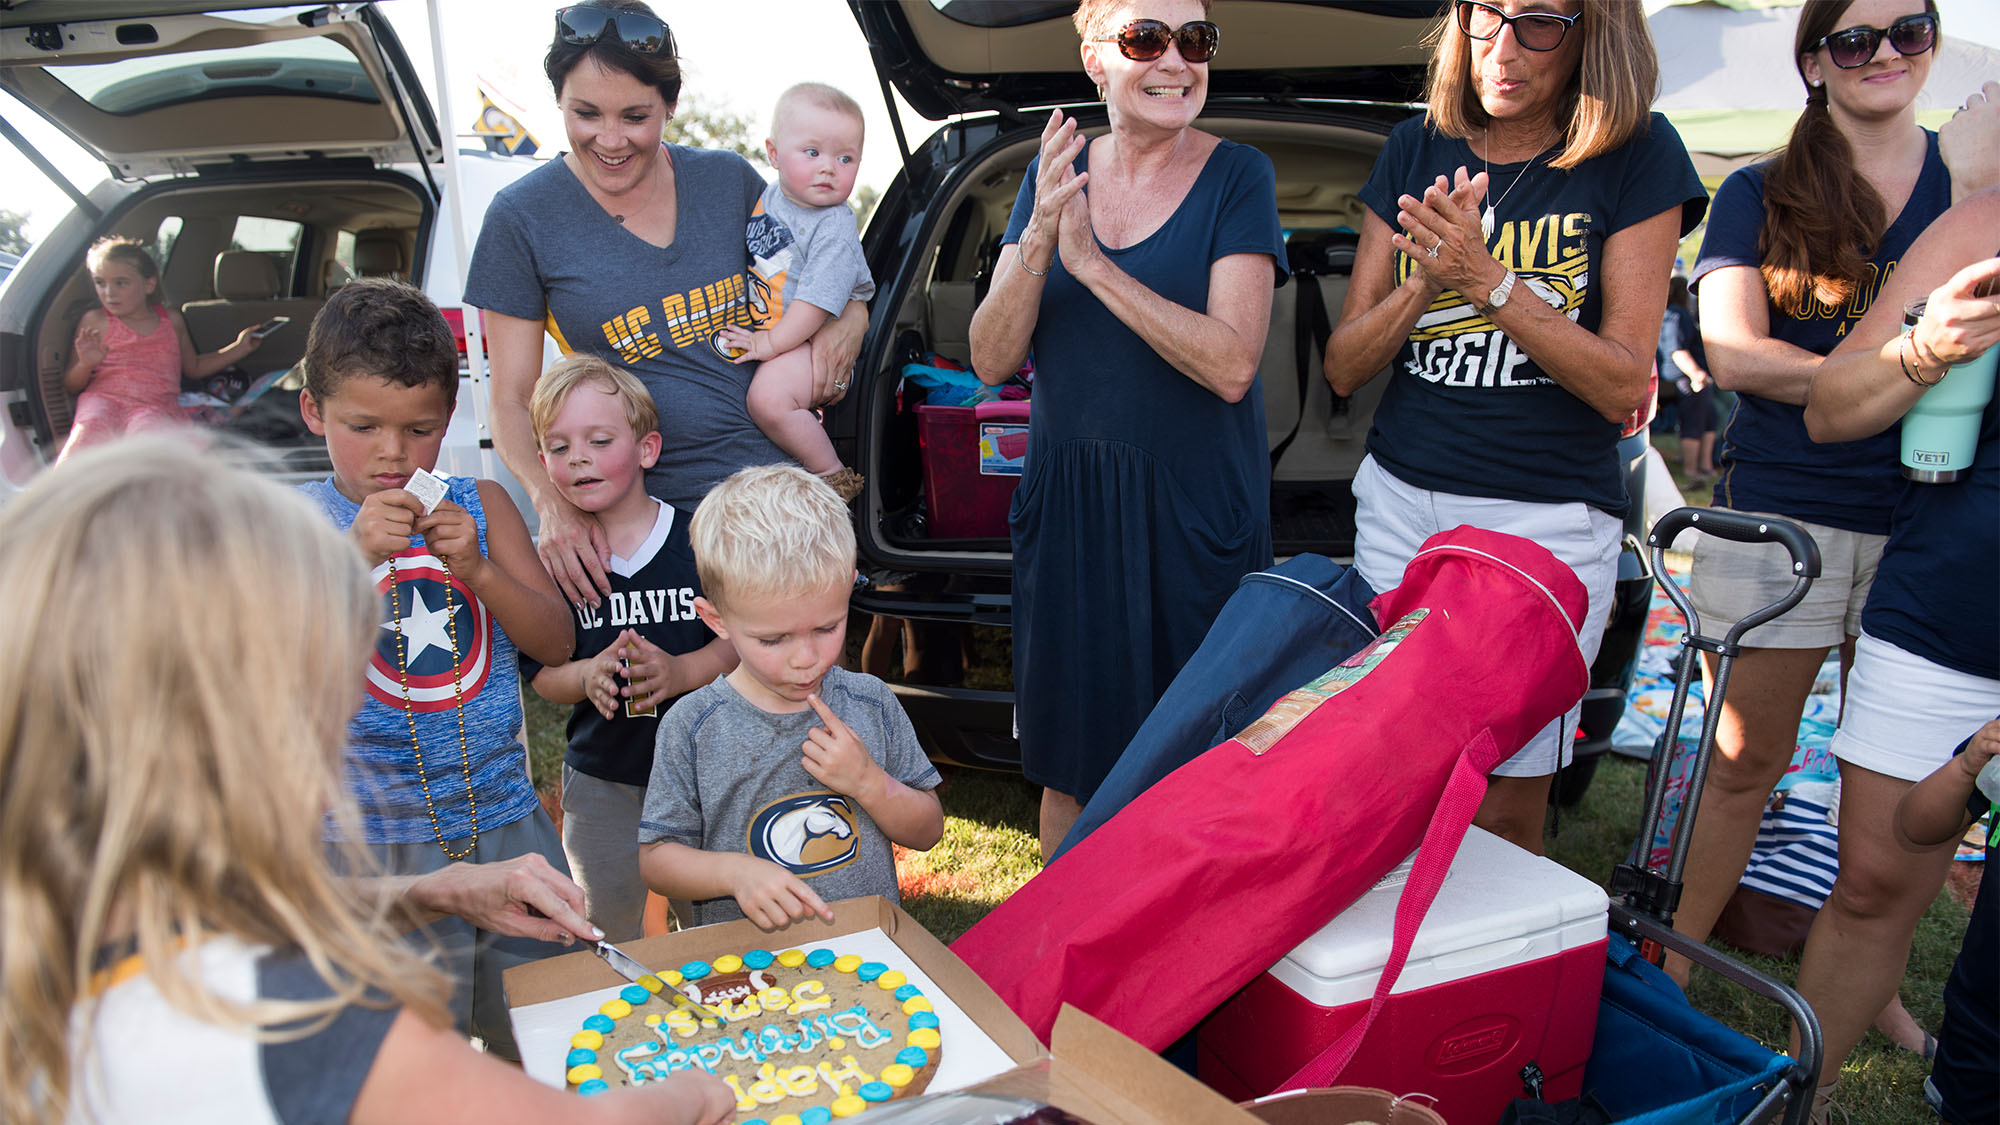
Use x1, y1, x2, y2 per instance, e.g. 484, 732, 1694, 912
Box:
0, 436, 732, 1124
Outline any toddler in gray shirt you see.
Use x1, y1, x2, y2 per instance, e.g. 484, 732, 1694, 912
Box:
637, 466, 941, 931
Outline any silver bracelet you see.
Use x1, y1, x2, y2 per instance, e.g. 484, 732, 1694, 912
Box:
1020, 256, 1050, 277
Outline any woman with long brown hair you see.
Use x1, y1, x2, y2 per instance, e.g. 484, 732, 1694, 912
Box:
1672, 1, 1974, 1092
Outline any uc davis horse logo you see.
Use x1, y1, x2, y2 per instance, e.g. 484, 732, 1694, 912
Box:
748, 793, 859, 876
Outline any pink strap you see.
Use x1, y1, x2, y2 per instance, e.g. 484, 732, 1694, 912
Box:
1275, 728, 1496, 1090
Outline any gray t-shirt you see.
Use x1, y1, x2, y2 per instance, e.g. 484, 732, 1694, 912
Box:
465, 146, 790, 510
639, 665, 940, 927
748, 181, 876, 326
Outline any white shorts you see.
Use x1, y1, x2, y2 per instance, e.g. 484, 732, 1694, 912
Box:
1688, 512, 1884, 649
1353, 455, 1618, 778
1831, 631, 2000, 782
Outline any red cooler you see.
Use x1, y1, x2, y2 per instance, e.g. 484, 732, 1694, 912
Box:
915, 400, 1030, 538
1198, 827, 1607, 1123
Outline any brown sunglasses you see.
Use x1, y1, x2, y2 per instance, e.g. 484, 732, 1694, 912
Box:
1095, 19, 1221, 64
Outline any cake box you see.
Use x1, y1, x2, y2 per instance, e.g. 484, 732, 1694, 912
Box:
506, 896, 1265, 1124
1197, 827, 1609, 1123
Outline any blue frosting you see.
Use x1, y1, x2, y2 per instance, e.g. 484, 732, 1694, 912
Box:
855, 961, 887, 982
577, 1079, 609, 1096
893, 984, 920, 1002
743, 948, 775, 969
565, 1047, 597, 1068
582, 1014, 615, 1033
896, 1046, 929, 1068
801, 1109, 833, 1125
805, 948, 836, 968
619, 984, 651, 1005
859, 1081, 893, 1102
908, 1012, 940, 1030
680, 960, 712, 981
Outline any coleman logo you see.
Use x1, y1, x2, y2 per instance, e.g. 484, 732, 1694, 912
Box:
1436, 1024, 1511, 1066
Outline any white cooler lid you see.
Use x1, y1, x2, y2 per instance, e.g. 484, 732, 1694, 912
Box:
1267, 826, 1609, 1008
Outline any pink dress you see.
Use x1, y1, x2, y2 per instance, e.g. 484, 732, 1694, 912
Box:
65, 304, 186, 455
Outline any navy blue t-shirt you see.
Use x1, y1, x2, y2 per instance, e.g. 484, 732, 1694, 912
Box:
1863, 388, 1999, 680
1691, 132, 1950, 534
519, 500, 713, 786
1359, 113, 1706, 517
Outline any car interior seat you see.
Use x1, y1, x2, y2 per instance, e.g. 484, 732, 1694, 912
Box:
353, 229, 407, 280
179, 250, 322, 376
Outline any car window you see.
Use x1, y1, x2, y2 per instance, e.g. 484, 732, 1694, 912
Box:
41, 37, 380, 117
154, 216, 183, 273
229, 215, 303, 295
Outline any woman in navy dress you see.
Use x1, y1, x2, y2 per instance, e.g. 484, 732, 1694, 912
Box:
969, 0, 1285, 860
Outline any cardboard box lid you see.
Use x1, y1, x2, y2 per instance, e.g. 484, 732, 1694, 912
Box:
965, 1006, 1264, 1125
504, 896, 1046, 1074
1269, 826, 1608, 1005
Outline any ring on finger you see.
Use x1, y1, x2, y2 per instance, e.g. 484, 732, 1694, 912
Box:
833, 379, 849, 391
1426, 239, 1441, 259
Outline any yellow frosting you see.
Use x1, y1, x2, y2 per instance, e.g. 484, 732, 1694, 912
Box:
636, 974, 664, 993
907, 1028, 941, 1050
712, 954, 744, 974
663, 969, 685, 986
599, 998, 632, 1019
833, 955, 863, 974
881, 1064, 915, 1087
777, 949, 807, 967
875, 970, 907, 990
566, 1063, 602, 1084
773, 1117, 803, 1125
831, 1095, 868, 1117
902, 996, 933, 1015
569, 1029, 604, 1050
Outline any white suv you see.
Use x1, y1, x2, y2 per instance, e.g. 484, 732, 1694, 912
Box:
0, 1, 542, 497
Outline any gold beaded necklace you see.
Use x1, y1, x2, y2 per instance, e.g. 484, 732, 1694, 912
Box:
387, 554, 478, 859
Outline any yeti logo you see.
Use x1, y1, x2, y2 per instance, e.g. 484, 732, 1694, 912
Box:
747, 793, 860, 876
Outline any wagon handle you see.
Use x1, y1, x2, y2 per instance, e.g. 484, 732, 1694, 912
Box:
1621, 508, 1822, 926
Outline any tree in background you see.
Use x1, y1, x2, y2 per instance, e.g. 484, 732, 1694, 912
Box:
852, 184, 880, 228
663, 98, 764, 170
0, 209, 31, 257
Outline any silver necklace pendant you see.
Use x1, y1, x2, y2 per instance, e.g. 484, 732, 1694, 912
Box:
1481, 205, 1496, 242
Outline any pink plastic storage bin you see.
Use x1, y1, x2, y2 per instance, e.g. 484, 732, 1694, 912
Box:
915, 400, 1030, 539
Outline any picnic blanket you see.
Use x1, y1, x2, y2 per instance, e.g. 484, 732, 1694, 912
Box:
1613, 567, 1988, 870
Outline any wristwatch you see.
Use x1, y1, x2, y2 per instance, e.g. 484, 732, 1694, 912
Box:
1482, 270, 1517, 314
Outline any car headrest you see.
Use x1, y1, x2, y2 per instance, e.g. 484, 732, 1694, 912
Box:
354, 231, 405, 277
213, 251, 280, 300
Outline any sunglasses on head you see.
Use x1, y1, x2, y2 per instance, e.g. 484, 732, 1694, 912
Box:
555, 5, 673, 54
1809, 11, 1937, 70
1455, 0, 1579, 52
1096, 19, 1221, 64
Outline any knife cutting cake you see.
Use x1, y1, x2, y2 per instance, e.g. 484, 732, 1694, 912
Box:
563, 947, 943, 1122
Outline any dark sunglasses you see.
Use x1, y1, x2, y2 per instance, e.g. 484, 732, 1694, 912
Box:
1096, 19, 1221, 64
554, 5, 673, 55
1455, 0, 1579, 52
1809, 12, 1937, 70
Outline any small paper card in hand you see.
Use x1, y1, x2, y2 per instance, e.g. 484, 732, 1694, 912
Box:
406, 467, 450, 514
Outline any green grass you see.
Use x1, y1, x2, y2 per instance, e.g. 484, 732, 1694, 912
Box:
522, 643, 1977, 1122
